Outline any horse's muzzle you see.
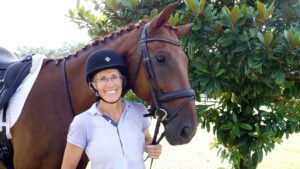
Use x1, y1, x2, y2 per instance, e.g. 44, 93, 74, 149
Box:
164, 120, 197, 145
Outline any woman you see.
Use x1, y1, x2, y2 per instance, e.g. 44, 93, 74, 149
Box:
61, 50, 162, 169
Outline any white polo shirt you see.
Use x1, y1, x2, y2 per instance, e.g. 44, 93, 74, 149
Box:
67, 100, 150, 169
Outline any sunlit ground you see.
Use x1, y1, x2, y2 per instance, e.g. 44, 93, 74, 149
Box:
86, 119, 300, 169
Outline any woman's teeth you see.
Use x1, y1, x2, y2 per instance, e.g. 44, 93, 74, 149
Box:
106, 90, 116, 94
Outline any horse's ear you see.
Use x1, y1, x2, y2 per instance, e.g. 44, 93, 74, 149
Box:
176, 23, 193, 38
148, 3, 176, 30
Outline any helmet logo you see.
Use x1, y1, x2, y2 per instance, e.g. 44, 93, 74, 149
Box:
105, 57, 111, 62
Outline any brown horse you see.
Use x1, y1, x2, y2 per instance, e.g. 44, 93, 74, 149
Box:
6, 3, 197, 169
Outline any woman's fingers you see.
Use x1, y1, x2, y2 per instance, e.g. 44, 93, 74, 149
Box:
145, 144, 162, 159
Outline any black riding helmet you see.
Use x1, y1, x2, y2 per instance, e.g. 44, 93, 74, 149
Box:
85, 50, 127, 103
85, 50, 126, 83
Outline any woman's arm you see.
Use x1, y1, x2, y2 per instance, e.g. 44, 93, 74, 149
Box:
144, 129, 162, 159
61, 142, 84, 169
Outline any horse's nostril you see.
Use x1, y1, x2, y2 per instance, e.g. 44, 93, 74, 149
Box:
179, 125, 192, 138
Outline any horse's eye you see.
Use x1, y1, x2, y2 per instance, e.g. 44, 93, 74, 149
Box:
155, 55, 166, 63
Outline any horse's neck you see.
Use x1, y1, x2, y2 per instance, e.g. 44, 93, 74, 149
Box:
66, 28, 141, 114
71, 29, 141, 84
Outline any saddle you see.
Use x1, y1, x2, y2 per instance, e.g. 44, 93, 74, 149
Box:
0, 54, 33, 169
0, 55, 33, 110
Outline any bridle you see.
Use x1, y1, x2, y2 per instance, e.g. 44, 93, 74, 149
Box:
63, 23, 195, 124
62, 22, 195, 168
132, 23, 195, 168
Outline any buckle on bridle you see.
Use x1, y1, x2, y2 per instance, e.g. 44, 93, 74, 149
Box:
144, 107, 168, 122
156, 108, 167, 122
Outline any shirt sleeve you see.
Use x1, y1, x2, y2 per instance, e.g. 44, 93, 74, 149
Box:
67, 117, 87, 150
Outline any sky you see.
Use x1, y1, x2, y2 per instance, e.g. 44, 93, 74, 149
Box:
0, 0, 91, 52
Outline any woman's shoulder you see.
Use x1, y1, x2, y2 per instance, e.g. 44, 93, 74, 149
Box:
125, 100, 147, 112
74, 111, 90, 120
72, 107, 95, 125
124, 100, 150, 120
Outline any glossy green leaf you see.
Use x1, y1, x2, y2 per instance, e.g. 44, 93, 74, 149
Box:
169, 12, 180, 25
264, 30, 273, 47
284, 28, 300, 49
222, 5, 231, 18
198, 0, 206, 14
257, 32, 264, 44
191, 24, 201, 31
275, 70, 285, 84
231, 5, 241, 25
220, 124, 233, 130
256, 0, 266, 18
230, 125, 239, 140
241, 5, 248, 16
196, 104, 212, 113
105, 0, 119, 11
239, 123, 253, 130
266, 1, 275, 18
184, 0, 198, 14
148, 8, 158, 20
257, 149, 263, 163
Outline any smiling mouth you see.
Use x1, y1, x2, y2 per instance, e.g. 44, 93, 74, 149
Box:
106, 90, 116, 94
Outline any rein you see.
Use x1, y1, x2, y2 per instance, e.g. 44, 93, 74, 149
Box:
62, 58, 76, 117
134, 23, 195, 168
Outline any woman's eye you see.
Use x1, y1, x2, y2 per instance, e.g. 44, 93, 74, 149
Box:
155, 55, 166, 63
100, 78, 107, 82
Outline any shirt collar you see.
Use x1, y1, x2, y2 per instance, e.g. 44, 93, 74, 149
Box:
87, 102, 102, 115
87, 99, 129, 116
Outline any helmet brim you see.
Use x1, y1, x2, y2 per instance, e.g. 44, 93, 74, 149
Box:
86, 64, 126, 83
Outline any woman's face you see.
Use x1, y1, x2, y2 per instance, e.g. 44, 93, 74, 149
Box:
92, 69, 123, 103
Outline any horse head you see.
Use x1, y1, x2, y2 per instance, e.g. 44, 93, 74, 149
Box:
130, 4, 197, 145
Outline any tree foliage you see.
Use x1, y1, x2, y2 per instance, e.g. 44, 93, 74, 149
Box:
69, 0, 300, 169
68, 0, 179, 37
14, 43, 84, 58
190, 1, 300, 168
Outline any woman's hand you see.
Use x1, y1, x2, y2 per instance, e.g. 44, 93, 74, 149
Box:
145, 143, 162, 159
144, 129, 162, 159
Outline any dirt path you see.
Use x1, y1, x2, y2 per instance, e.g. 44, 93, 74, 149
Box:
144, 126, 230, 169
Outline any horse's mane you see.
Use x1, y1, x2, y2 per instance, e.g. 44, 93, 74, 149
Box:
63, 19, 149, 60
52, 19, 177, 63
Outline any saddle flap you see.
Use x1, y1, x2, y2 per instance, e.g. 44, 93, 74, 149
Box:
0, 63, 15, 89
4, 62, 22, 87
0, 56, 32, 110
